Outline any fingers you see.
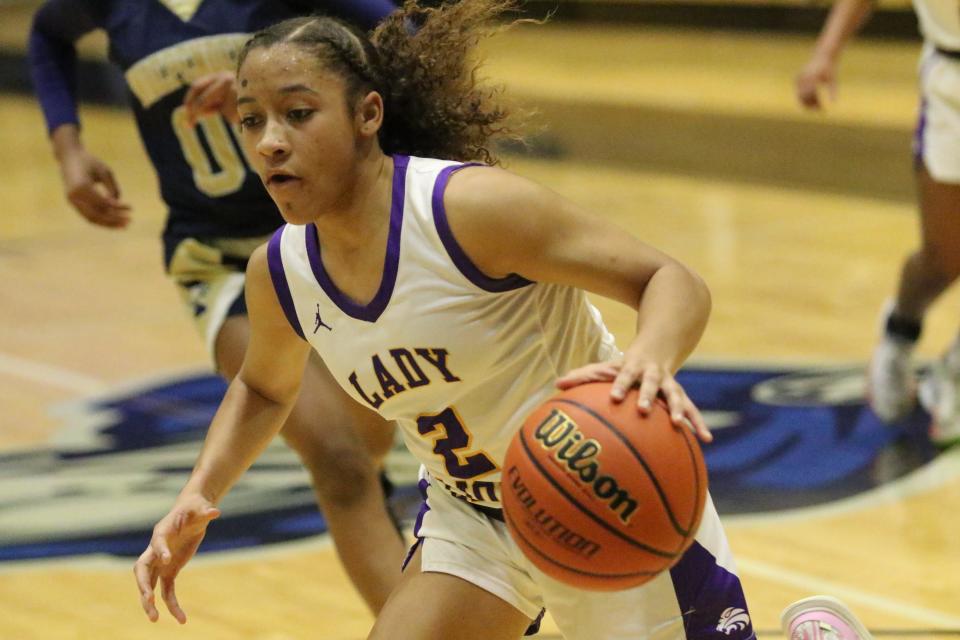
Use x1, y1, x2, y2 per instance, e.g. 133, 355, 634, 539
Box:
68, 188, 131, 228
826, 78, 838, 104
632, 367, 662, 411
151, 504, 220, 566
182, 74, 216, 111
95, 165, 123, 200
556, 357, 714, 444
184, 74, 235, 126
60, 154, 131, 228
161, 576, 187, 625
658, 377, 686, 422
151, 524, 173, 566
555, 363, 619, 390
183, 75, 219, 126
656, 378, 713, 441
685, 401, 713, 443
134, 548, 160, 622
67, 164, 132, 229
795, 76, 822, 110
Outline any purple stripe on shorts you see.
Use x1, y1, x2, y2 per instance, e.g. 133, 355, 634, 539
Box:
669, 542, 755, 640
266, 227, 305, 340
432, 163, 533, 292
401, 478, 431, 572
914, 96, 928, 168
304, 155, 409, 322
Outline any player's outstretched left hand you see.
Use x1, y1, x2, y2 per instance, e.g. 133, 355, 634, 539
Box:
556, 358, 712, 443
134, 494, 221, 624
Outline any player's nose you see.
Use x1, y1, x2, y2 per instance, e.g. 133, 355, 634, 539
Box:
256, 119, 291, 159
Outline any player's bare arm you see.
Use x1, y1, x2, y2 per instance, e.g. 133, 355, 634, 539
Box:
796, 0, 874, 109
134, 243, 312, 623
442, 167, 711, 440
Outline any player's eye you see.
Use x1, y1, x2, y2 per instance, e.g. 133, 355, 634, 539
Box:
288, 108, 314, 123
238, 114, 263, 130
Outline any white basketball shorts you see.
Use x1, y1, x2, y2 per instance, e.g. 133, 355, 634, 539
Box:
405, 469, 755, 640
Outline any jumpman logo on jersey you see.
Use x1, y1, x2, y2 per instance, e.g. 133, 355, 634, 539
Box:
314, 304, 332, 333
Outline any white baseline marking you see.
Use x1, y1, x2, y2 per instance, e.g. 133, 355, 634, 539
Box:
0, 352, 107, 395
737, 556, 960, 628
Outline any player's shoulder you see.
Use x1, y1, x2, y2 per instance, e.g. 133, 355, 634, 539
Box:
247, 237, 272, 283
442, 163, 554, 232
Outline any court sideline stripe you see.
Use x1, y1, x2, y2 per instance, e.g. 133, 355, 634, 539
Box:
737, 556, 960, 628
0, 351, 107, 394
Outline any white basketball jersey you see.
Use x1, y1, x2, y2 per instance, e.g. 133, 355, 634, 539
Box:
267, 155, 619, 509
913, 0, 960, 50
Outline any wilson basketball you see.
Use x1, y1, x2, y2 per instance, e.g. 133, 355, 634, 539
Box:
501, 381, 708, 591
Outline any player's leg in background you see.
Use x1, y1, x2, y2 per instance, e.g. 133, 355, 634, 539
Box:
216, 316, 404, 613
869, 164, 960, 423
892, 166, 960, 322
909, 165, 960, 445
870, 162, 960, 427
872, 53, 960, 435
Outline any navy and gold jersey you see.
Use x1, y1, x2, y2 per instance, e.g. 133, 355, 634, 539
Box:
29, 0, 396, 258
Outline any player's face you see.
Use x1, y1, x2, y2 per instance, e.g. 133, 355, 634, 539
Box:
236, 44, 360, 224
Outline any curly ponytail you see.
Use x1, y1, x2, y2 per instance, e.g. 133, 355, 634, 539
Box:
237, 0, 529, 164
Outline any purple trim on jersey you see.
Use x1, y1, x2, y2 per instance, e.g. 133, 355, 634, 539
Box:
431, 164, 534, 292
304, 155, 409, 322
267, 227, 305, 340
669, 542, 755, 640
914, 96, 928, 168
401, 478, 431, 572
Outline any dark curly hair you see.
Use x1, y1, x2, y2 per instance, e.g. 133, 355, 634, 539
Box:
236, 1, 530, 165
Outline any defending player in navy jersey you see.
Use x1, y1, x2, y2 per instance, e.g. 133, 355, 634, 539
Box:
29, 0, 405, 614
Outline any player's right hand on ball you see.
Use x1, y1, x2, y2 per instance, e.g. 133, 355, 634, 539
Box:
134, 495, 221, 624
556, 358, 712, 443
59, 149, 131, 229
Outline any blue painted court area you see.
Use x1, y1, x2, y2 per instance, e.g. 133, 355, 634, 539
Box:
0, 364, 942, 562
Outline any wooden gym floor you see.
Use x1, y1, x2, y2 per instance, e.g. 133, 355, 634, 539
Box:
1, 10, 958, 640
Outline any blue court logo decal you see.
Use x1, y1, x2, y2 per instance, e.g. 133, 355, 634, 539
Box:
0, 363, 944, 563
681, 365, 938, 514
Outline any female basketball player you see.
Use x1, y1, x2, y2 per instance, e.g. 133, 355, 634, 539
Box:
797, 0, 960, 446
29, 0, 404, 613
134, 3, 872, 638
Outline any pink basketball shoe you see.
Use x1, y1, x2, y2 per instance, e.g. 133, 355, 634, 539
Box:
781, 596, 873, 640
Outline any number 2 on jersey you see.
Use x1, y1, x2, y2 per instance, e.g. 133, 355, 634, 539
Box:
417, 407, 498, 480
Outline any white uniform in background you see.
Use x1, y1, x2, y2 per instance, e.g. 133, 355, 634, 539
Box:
913, 0, 960, 182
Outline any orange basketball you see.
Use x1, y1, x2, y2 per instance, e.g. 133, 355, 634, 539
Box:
501, 381, 707, 591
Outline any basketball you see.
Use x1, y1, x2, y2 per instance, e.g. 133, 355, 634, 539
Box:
501, 381, 708, 591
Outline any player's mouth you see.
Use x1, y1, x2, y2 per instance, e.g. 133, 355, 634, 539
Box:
265, 171, 301, 188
